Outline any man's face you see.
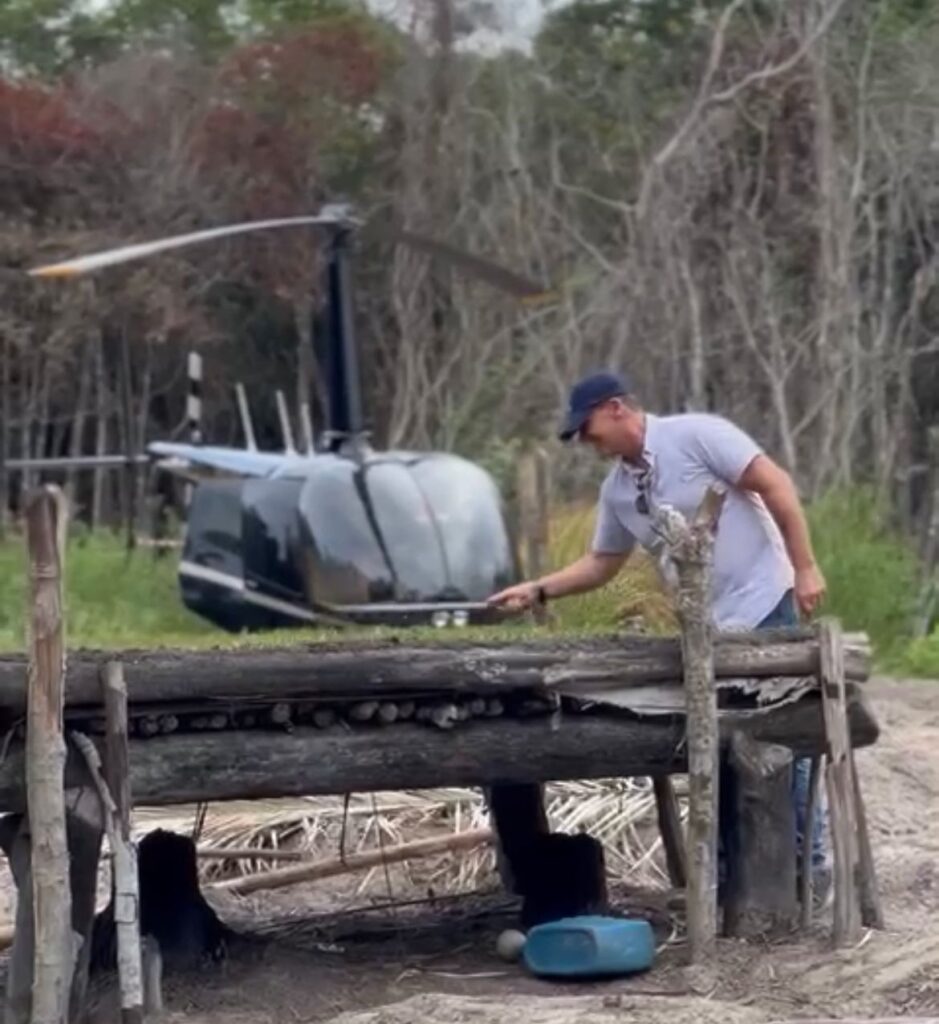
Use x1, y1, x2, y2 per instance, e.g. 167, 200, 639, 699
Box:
578, 399, 626, 457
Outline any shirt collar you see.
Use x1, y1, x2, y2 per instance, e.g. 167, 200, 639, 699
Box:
621, 412, 659, 477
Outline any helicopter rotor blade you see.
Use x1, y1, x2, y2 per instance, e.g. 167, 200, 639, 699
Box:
27, 215, 345, 278
389, 229, 556, 303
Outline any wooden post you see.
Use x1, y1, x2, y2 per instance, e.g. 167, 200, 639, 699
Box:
652, 776, 687, 889
818, 618, 862, 947
72, 732, 144, 1023
141, 937, 163, 1017
722, 732, 798, 938
485, 782, 549, 894
25, 484, 74, 1024
800, 755, 823, 929
65, 790, 105, 1024
653, 487, 725, 963
93, 659, 145, 1022
850, 748, 885, 930
0, 813, 36, 1024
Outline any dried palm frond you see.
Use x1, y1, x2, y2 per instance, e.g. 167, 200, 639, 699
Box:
132, 776, 687, 898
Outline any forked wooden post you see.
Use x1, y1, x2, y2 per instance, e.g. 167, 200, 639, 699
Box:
653, 486, 726, 962
24, 483, 74, 1024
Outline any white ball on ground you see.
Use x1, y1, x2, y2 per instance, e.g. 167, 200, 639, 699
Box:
496, 929, 526, 962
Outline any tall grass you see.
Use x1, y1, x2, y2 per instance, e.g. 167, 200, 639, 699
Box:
544, 503, 677, 633
804, 487, 919, 662
547, 487, 924, 667
0, 530, 213, 651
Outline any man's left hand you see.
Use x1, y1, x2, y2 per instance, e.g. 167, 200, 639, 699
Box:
794, 564, 827, 617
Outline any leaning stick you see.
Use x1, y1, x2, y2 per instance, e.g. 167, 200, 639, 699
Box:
209, 828, 493, 896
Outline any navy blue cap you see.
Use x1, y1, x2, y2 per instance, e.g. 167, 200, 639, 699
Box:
558, 370, 630, 441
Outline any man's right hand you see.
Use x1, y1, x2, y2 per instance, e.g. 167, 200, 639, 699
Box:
486, 582, 541, 612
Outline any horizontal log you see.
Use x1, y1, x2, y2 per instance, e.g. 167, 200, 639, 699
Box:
0, 630, 870, 715
0, 689, 878, 813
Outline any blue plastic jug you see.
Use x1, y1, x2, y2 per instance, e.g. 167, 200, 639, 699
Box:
522, 915, 655, 979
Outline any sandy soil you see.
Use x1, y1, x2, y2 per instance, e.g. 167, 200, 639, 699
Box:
7, 676, 939, 1023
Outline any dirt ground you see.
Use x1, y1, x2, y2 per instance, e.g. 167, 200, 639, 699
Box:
7, 676, 939, 1023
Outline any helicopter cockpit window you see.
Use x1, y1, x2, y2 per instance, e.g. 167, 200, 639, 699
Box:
297, 458, 395, 606
408, 457, 516, 600
360, 463, 449, 601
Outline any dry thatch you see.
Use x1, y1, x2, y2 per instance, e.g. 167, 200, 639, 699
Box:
132, 777, 684, 901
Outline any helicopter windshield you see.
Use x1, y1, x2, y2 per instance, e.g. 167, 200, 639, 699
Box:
360, 462, 451, 601
298, 453, 515, 607
297, 457, 396, 606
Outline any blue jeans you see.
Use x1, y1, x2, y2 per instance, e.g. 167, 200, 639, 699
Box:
755, 589, 828, 874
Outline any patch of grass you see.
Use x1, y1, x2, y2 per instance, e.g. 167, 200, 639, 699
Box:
0, 529, 213, 652
804, 487, 919, 664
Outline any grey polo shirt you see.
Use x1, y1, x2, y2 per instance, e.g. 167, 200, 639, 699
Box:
591, 412, 794, 630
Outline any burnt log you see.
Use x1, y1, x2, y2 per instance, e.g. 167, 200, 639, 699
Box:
0, 689, 879, 813
92, 829, 229, 975
721, 732, 799, 938
517, 832, 609, 930
485, 783, 549, 894
0, 629, 870, 716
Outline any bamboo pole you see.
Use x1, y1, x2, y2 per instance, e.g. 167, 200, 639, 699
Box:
210, 827, 492, 896
25, 484, 74, 1024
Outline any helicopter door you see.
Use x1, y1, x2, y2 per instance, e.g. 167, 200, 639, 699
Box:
178, 479, 248, 631
241, 478, 312, 626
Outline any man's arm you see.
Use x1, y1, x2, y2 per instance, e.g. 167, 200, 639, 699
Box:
690, 414, 826, 617
488, 481, 633, 612
486, 551, 628, 611
737, 454, 827, 615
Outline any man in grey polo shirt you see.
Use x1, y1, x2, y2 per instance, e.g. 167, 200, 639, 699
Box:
488, 370, 831, 907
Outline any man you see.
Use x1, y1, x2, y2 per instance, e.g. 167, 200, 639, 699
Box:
487, 370, 831, 908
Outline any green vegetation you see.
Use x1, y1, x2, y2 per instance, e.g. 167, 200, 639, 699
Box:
804, 488, 920, 665
0, 485, 930, 674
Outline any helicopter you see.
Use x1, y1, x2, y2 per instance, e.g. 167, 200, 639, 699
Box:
24, 205, 555, 632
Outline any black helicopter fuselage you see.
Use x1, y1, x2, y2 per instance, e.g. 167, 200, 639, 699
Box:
178, 445, 520, 631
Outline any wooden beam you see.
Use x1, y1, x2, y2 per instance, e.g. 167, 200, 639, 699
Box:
0, 631, 872, 715
24, 484, 73, 1024
0, 690, 880, 813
